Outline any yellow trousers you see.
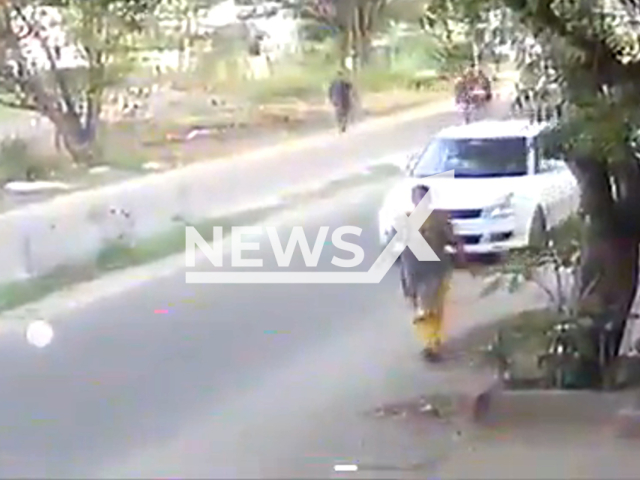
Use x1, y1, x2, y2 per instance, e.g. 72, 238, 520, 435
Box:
412, 276, 451, 352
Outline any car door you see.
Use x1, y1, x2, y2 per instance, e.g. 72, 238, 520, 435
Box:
552, 159, 579, 219
537, 158, 578, 224
531, 134, 576, 227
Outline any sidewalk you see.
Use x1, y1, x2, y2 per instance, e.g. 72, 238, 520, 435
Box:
433, 393, 640, 479
436, 429, 640, 479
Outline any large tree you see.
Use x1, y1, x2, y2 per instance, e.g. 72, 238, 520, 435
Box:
148, 0, 224, 71
300, 0, 387, 70
384, 0, 504, 74
475, 0, 640, 341
0, 0, 160, 165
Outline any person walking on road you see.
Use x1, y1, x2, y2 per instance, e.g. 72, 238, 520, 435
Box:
399, 184, 467, 362
328, 70, 355, 133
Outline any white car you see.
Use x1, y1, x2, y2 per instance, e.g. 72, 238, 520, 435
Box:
378, 119, 580, 255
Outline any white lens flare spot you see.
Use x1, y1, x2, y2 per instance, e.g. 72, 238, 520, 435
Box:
334, 464, 358, 472
26, 320, 54, 348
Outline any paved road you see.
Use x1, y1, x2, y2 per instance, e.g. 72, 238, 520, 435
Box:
0, 175, 546, 478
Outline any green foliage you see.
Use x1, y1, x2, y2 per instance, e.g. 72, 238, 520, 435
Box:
243, 71, 328, 102
225, 51, 334, 101
357, 66, 437, 90
549, 95, 640, 165
387, 28, 440, 72
422, 0, 494, 29
0, 137, 32, 181
0, 0, 161, 108
433, 40, 474, 74
45, 0, 161, 32
481, 215, 583, 313
298, 20, 337, 42
0, 137, 60, 182
496, 0, 640, 168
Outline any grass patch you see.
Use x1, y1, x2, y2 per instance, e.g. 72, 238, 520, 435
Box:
448, 308, 560, 369
358, 68, 434, 92
100, 147, 152, 172
242, 71, 329, 104
215, 45, 448, 105
0, 98, 32, 122
0, 266, 97, 312
0, 137, 72, 183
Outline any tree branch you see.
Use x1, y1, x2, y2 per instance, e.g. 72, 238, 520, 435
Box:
300, 5, 339, 28
531, 272, 558, 308
525, 0, 640, 84
13, 3, 77, 117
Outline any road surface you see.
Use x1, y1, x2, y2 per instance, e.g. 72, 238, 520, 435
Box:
0, 174, 546, 478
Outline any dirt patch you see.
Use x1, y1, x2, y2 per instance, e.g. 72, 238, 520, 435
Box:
443, 308, 560, 379
368, 393, 459, 423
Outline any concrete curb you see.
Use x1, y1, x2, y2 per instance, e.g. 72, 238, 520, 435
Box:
456, 387, 640, 435
0, 176, 393, 329
452, 372, 504, 424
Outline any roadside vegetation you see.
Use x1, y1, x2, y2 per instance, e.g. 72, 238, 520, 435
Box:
457, 0, 640, 391
0, 0, 479, 188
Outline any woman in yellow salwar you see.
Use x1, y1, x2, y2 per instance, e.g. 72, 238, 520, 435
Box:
400, 184, 467, 362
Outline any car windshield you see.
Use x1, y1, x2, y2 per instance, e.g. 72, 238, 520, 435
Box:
413, 136, 529, 178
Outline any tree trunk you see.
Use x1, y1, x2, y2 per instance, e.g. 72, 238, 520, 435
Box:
357, 0, 379, 67
52, 110, 98, 165
335, 0, 356, 70
337, 27, 350, 70
570, 157, 640, 362
358, 9, 373, 66
351, 10, 360, 72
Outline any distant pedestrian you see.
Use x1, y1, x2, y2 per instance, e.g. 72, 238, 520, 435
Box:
328, 70, 355, 133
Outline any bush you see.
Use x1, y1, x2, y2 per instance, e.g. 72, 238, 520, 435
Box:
243, 68, 330, 102
388, 32, 440, 74
480, 309, 606, 390
357, 68, 415, 92
189, 37, 448, 104
0, 136, 52, 182
480, 214, 583, 315
433, 41, 474, 75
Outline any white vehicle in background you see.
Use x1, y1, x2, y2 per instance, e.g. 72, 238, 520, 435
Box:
378, 119, 580, 255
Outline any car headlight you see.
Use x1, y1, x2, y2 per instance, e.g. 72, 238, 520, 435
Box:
484, 194, 515, 218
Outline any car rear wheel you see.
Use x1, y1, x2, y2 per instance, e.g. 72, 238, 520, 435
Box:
528, 207, 549, 248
